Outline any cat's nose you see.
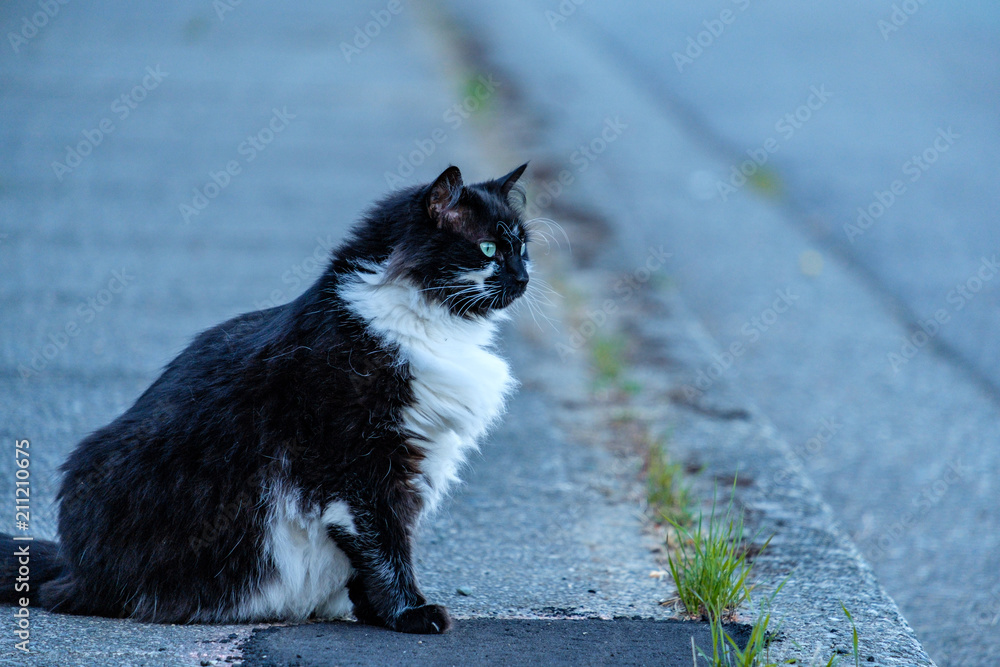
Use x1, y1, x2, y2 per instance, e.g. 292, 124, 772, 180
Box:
510, 255, 529, 286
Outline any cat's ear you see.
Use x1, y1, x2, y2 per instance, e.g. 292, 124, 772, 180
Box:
426, 166, 464, 230
498, 162, 528, 198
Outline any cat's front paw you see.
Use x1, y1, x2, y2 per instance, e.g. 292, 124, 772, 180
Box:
391, 604, 453, 634
351, 604, 386, 628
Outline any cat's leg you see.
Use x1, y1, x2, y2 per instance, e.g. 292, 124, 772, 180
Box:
326, 499, 451, 634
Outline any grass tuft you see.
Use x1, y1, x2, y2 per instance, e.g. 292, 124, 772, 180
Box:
590, 334, 627, 386
460, 73, 494, 115
746, 167, 783, 198
702, 589, 781, 667
647, 440, 693, 526
694, 584, 863, 666
841, 601, 860, 667
667, 488, 765, 621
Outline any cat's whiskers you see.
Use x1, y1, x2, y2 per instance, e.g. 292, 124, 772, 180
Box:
526, 274, 560, 294
417, 282, 471, 294
522, 279, 558, 306
511, 282, 558, 332
523, 217, 572, 256
444, 285, 490, 312
496, 219, 516, 240
487, 288, 503, 313
473, 289, 499, 316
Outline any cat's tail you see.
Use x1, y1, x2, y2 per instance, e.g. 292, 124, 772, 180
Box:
0, 533, 65, 605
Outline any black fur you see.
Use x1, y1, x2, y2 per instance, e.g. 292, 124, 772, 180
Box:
0, 165, 529, 633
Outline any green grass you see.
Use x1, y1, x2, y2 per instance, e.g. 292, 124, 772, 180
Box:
460, 73, 494, 116
620, 378, 643, 396
590, 334, 627, 386
666, 489, 765, 621
841, 602, 861, 667
647, 440, 693, 525
182, 16, 210, 42
746, 167, 783, 199
701, 588, 782, 667
698, 598, 861, 666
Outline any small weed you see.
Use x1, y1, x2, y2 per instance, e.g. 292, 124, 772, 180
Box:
590, 334, 627, 386
701, 586, 782, 667
183, 16, 210, 43
667, 488, 766, 621
668, 491, 863, 666
621, 378, 643, 396
609, 408, 638, 426
747, 167, 782, 199
460, 73, 494, 116
695, 591, 862, 666
647, 440, 693, 526
841, 602, 860, 667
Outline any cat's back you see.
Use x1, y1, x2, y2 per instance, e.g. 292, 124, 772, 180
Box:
57, 302, 310, 530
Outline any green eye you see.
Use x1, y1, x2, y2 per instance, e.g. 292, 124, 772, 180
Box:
520, 242, 527, 256
480, 241, 496, 257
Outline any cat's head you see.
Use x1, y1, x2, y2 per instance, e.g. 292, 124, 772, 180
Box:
389, 164, 531, 317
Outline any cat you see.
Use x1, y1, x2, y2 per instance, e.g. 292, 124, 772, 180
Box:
0, 164, 530, 634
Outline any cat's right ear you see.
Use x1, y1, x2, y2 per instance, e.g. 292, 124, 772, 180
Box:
426, 166, 464, 231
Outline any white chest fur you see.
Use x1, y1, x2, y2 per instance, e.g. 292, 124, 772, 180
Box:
339, 267, 516, 514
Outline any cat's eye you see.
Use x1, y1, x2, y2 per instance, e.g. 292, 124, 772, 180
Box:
480, 242, 496, 257
519, 243, 527, 256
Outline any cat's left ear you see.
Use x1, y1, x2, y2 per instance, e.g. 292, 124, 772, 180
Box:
426, 166, 464, 230
497, 162, 528, 198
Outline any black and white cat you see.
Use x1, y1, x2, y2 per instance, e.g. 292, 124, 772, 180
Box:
1, 164, 530, 634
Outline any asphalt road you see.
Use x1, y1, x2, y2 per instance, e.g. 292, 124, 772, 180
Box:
451, 1, 999, 664
242, 619, 748, 667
